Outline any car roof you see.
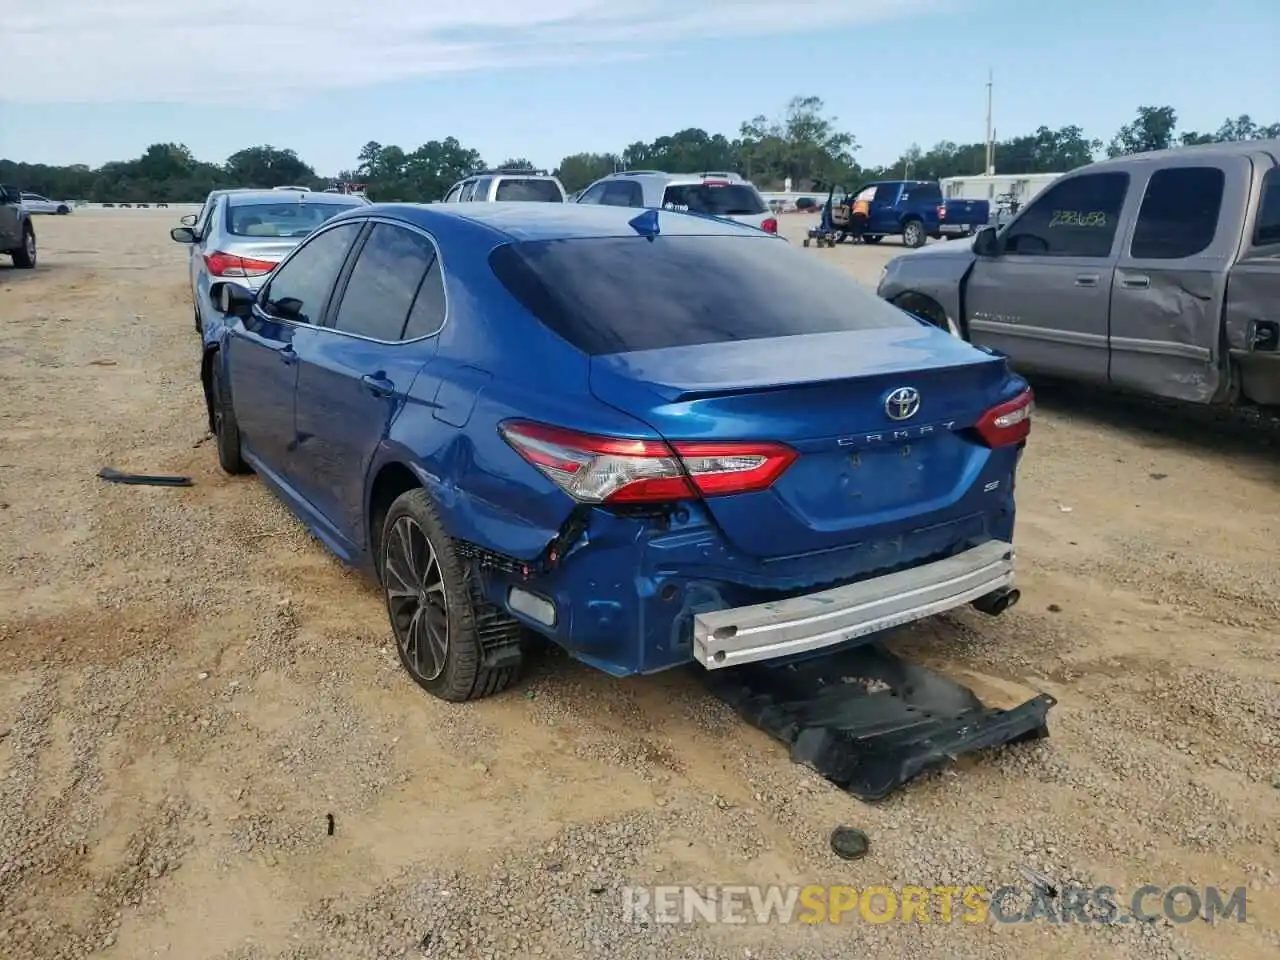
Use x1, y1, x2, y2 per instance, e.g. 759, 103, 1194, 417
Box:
226, 190, 367, 206
346, 201, 774, 241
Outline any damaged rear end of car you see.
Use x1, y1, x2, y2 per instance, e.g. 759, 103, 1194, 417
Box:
451, 227, 1032, 677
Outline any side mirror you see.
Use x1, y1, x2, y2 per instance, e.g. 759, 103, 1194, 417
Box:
209, 281, 255, 318
170, 226, 196, 244
179, 214, 198, 227
972, 226, 1000, 258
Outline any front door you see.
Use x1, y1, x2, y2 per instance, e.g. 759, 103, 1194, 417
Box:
226, 221, 364, 478
965, 170, 1133, 382
292, 221, 444, 550
1108, 159, 1247, 404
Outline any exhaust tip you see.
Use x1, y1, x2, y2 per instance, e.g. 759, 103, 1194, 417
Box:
972, 586, 1020, 617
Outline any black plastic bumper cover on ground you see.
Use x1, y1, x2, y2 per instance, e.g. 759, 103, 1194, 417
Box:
701, 643, 1056, 802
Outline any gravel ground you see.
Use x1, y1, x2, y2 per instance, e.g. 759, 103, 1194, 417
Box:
0, 210, 1277, 960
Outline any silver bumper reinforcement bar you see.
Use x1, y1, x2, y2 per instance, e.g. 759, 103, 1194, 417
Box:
693, 540, 1016, 670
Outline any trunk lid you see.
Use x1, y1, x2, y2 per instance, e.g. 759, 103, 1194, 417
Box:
590, 327, 1011, 558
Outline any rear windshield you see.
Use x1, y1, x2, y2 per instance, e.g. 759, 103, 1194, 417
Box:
488, 235, 918, 355
661, 183, 766, 216
494, 178, 563, 202
909, 182, 942, 201
226, 201, 356, 238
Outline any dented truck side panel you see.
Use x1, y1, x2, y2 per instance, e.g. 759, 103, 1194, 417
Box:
1107, 153, 1252, 404
1225, 258, 1280, 405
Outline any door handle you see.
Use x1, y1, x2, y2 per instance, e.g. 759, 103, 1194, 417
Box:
1121, 275, 1150, 290
1074, 274, 1099, 287
361, 373, 395, 397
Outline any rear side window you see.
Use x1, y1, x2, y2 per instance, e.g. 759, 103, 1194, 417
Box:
228, 201, 355, 238
1254, 168, 1280, 246
488, 235, 918, 356
872, 183, 900, 203
494, 178, 563, 202
470, 178, 493, 201
1130, 167, 1225, 259
1003, 172, 1129, 258
661, 183, 766, 216
332, 224, 436, 341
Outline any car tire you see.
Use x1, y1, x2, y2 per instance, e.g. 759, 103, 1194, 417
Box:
902, 219, 926, 249
803, 237, 811, 247
56, 205, 70, 215
380, 488, 523, 702
11, 225, 36, 269
211, 363, 249, 475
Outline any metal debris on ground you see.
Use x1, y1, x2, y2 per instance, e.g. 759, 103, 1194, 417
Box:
97, 467, 193, 487
700, 642, 1056, 802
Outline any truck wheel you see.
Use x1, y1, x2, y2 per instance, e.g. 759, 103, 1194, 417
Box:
902, 220, 926, 249
803, 237, 811, 247
380, 488, 523, 702
11, 225, 36, 269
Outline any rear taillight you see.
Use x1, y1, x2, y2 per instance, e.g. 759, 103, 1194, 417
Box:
975, 388, 1034, 447
761, 218, 778, 233
499, 420, 797, 504
937, 204, 947, 220
204, 251, 278, 278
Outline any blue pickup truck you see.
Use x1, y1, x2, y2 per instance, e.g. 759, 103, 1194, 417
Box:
807, 180, 990, 249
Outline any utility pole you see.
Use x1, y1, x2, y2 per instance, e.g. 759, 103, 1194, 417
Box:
984, 69, 994, 175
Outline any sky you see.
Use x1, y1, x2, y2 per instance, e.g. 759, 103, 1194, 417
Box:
1, 0, 1277, 175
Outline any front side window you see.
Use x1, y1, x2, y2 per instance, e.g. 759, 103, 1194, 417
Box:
1002, 172, 1129, 258
1130, 167, 1225, 259
260, 222, 362, 324
331, 223, 437, 341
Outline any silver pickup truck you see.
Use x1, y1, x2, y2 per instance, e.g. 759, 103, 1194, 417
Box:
877, 140, 1280, 408
0, 184, 37, 269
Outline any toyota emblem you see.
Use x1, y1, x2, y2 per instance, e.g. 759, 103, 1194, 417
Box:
884, 387, 921, 421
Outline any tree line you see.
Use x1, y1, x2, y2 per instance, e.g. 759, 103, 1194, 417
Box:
2, 98, 1276, 205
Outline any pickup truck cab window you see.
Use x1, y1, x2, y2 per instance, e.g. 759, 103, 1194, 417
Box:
577, 182, 608, 204
1253, 168, 1280, 246
1130, 167, 1225, 260
1002, 172, 1129, 258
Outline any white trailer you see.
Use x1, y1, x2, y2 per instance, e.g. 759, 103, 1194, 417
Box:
940, 172, 1061, 204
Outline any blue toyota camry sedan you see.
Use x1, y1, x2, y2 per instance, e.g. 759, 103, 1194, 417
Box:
200, 202, 1033, 701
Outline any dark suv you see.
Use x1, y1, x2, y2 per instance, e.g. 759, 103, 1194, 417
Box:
0, 185, 37, 268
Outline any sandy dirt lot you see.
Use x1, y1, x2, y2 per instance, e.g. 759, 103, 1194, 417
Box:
1, 210, 1278, 960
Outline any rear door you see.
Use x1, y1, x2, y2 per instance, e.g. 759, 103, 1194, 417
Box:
965, 170, 1133, 382
489, 233, 1017, 560
1108, 159, 1247, 403
291, 221, 442, 546
661, 180, 770, 228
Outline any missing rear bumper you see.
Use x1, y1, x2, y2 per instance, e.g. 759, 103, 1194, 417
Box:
701, 642, 1055, 801
693, 540, 1015, 669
